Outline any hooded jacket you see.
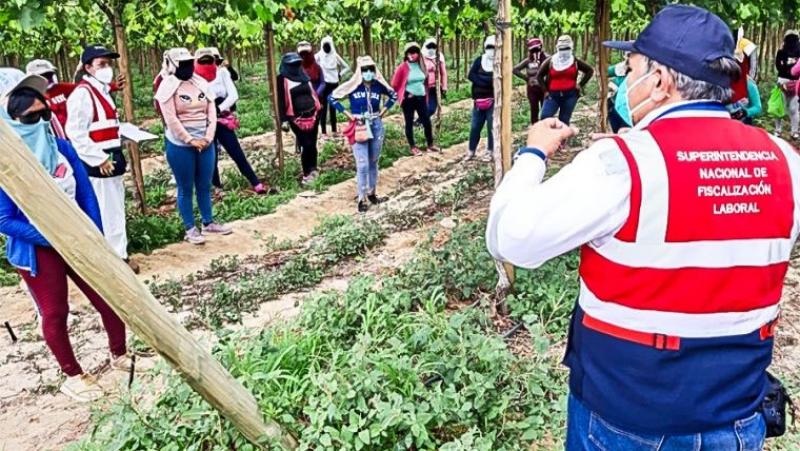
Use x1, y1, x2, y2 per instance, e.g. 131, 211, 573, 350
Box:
469, 37, 496, 99
315, 36, 351, 84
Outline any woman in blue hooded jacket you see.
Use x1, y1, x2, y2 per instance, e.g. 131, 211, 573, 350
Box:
0, 75, 142, 403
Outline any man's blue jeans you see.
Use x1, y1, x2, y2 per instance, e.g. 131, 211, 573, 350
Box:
541, 89, 580, 125
566, 395, 766, 450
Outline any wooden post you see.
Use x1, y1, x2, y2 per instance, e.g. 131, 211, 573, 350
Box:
264, 23, 284, 172
492, 0, 515, 314
0, 121, 298, 449
455, 32, 461, 91
435, 25, 443, 135
109, 10, 147, 214
595, 0, 611, 133
361, 17, 373, 56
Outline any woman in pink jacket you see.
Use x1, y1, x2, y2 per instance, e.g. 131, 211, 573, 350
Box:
391, 42, 438, 156
422, 38, 447, 118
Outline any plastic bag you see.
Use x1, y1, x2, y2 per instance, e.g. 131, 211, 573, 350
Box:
768, 87, 786, 118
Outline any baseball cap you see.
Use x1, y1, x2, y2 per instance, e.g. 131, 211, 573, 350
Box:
604, 5, 735, 87
527, 38, 543, 49
297, 41, 313, 53
80, 44, 120, 65
26, 59, 57, 76
2, 74, 48, 99
167, 48, 194, 64
194, 48, 216, 60
283, 52, 303, 65
556, 35, 573, 50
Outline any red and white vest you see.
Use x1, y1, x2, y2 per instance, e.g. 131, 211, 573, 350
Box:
578, 105, 799, 342
75, 80, 121, 151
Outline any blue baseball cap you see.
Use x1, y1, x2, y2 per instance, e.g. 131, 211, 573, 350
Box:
604, 5, 735, 87
80, 44, 120, 65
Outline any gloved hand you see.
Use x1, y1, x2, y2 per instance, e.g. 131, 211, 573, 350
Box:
281, 121, 290, 132
441, 90, 447, 100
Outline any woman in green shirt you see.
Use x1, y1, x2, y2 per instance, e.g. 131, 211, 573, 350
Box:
391, 42, 438, 156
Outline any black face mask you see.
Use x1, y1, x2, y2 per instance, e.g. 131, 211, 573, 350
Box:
175, 61, 194, 81
17, 108, 52, 125
323, 43, 332, 53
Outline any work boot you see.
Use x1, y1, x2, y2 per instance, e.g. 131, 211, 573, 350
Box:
358, 200, 369, 214
367, 192, 386, 205
60, 374, 104, 403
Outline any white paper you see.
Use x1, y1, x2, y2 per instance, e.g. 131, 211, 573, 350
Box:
119, 122, 159, 143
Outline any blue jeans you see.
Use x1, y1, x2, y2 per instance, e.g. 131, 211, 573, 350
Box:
541, 89, 580, 125
166, 140, 216, 229
352, 118, 384, 199
468, 105, 494, 155
566, 395, 766, 451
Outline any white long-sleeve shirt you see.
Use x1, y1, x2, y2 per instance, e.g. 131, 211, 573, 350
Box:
486, 139, 632, 269
65, 76, 115, 167
209, 67, 238, 113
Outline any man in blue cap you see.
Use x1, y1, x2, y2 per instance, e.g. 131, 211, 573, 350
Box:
487, 5, 799, 449
65, 44, 138, 273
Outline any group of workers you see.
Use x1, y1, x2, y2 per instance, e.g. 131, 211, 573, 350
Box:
0, 5, 798, 449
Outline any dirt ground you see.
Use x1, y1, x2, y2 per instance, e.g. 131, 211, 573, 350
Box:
2, 99, 799, 450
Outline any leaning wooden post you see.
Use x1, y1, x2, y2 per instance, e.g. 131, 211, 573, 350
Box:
0, 122, 297, 450
491, 0, 515, 315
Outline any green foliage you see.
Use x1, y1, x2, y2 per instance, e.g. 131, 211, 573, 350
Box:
70, 219, 568, 450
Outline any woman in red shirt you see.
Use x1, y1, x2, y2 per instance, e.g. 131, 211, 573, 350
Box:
537, 35, 594, 125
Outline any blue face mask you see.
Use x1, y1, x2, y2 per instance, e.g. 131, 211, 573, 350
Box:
362, 71, 375, 82
614, 70, 655, 126
1, 108, 59, 174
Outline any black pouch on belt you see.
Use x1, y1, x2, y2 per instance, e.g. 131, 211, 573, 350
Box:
762, 372, 796, 438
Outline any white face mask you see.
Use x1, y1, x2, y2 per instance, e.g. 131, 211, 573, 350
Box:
485, 49, 495, 59
93, 67, 114, 85
424, 48, 436, 58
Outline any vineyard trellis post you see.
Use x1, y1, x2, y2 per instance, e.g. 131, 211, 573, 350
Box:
0, 120, 298, 450
595, 0, 611, 132
492, 0, 515, 315
96, 0, 147, 214
435, 25, 443, 139
264, 22, 284, 172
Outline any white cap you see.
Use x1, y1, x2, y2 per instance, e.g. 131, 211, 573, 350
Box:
1, 74, 48, 99
166, 48, 194, 67
0, 68, 26, 97
25, 59, 57, 76
557, 35, 574, 50
194, 47, 216, 60
297, 41, 313, 53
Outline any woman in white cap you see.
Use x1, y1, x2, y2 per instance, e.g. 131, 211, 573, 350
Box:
195, 47, 268, 195
315, 36, 351, 136
155, 48, 231, 245
329, 56, 397, 213
466, 35, 496, 162
537, 35, 594, 125
391, 42, 438, 156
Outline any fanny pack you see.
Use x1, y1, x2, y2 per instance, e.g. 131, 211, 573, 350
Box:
354, 122, 370, 143
218, 112, 240, 131
762, 372, 796, 438
292, 115, 317, 131
475, 98, 494, 111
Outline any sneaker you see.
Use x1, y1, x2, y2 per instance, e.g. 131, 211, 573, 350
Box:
253, 183, 268, 195
427, 145, 440, 152
792, 133, 800, 141
481, 153, 493, 162
463, 151, 476, 162
124, 258, 140, 274
60, 374, 104, 403
410, 147, 423, 156
202, 222, 232, 235
111, 353, 155, 374
301, 175, 313, 186
184, 227, 205, 245
367, 192, 386, 205
358, 200, 369, 213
